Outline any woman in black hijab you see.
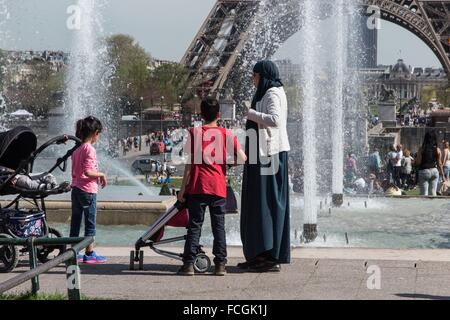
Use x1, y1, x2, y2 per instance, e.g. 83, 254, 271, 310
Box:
239, 60, 291, 272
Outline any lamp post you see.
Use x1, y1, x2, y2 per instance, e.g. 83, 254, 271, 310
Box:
139, 96, 144, 151
160, 96, 165, 136
178, 95, 182, 126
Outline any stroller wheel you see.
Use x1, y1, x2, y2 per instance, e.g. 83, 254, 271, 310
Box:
0, 234, 19, 273
193, 254, 211, 273
36, 228, 67, 264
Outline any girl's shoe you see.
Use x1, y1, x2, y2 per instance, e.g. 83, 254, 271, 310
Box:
83, 251, 107, 264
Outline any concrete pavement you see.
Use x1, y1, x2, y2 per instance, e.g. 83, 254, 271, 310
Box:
2, 247, 450, 300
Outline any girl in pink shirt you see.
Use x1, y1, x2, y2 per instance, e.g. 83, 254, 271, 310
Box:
70, 116, 108, 264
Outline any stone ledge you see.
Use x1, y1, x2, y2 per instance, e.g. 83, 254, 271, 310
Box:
0, 198, 176, 226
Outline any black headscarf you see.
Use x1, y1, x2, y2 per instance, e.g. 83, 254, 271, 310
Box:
251, 60, 284, 109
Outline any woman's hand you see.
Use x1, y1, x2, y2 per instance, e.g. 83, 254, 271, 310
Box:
243, 101, 252, 115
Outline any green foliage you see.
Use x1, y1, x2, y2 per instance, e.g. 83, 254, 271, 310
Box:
106, 34, 189, 115
436, 85, 450, 108
4, 59, 65, 117
150, 63, 189, 108
420, 86, 436, 109
0, 291, 99, 300
0, 49, 6, 91
106, 34, 152, 114
283, 78, 301, 117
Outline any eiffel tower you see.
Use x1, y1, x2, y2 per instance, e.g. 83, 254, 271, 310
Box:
181, 0, 450, 104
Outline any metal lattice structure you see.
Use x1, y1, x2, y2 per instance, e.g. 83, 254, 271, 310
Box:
181, 0, 450, 103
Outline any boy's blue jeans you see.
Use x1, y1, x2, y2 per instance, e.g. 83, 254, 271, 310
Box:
183, 195, 227, 266
70, 187, 97, 237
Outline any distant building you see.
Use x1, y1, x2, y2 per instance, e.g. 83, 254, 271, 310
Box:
361, 59, 448, 101
149, 59, 177, 71
2, 50, 68, 84
274, 59, 301, 82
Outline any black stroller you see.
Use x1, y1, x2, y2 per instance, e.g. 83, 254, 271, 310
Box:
0, 126, 81, 273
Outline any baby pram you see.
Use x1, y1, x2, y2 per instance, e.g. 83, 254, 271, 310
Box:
0, 126, 81, 273
130, 201, 212, 273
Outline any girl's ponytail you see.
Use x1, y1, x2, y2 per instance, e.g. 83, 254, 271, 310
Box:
76, 119, 85, 140
75, 116, 103, 142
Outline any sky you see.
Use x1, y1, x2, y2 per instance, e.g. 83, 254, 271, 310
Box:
0, 0, 442, 68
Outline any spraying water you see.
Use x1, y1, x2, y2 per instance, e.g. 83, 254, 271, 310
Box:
65, 0, 110, 132
300, 0, 319, 231
64, 0, 152, 195
331, 0, 346, 196
104, 158, 157, 197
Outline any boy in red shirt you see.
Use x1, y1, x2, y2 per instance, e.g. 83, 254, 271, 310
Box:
177, 98, 247, 276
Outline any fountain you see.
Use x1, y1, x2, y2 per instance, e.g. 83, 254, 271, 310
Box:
299, 0, 319, 242
63, 0, 158, 197
331, 0, 346, 207
64, 0, 114, 141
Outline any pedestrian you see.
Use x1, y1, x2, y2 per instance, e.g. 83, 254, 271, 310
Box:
368, 150, 381, 176
415, 131, 444, 196
345, 153, 357, 186
393, 145, 403, 187
239, 60, 291, 273
401, 149, 414, 189
70, 116, 107, 264
442, 141, 450, 181
386, 146, 397, 184
177, 97, 246, 276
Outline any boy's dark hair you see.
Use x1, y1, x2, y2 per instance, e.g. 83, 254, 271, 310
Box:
200, 98, 220, 123
76, 116, 103, 142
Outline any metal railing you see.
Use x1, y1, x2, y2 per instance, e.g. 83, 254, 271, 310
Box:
0, 236, 94, 300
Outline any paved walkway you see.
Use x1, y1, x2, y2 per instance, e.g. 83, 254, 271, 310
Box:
2, 247, 450, 300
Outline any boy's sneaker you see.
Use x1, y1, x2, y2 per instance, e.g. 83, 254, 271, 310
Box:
214, 264, 226, 276
83, 251, 107, 264
177, 263, 194, 276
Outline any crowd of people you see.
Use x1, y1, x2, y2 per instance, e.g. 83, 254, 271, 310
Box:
345, 131, 450, 197
119, 127, 182, 156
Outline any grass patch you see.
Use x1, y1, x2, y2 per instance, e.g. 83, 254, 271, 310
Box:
0, 292, 100, 300
404, 189, 421, 196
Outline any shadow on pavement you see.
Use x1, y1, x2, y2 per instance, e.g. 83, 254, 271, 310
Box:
396, 293, 450, 300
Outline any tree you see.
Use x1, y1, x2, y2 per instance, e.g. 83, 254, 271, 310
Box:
106, 34, 152, 114
420, 86, 436, 110
0, 49, 6, 92
150, 63, 189, 108
436, 85, 450, 109
4, 58, 65, 117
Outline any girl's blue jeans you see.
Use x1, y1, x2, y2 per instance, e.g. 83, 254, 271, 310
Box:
70, 187, 97, 237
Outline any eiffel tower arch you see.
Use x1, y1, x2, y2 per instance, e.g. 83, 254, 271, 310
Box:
181, 0, 450, 107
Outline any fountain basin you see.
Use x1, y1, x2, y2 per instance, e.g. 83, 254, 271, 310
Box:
29, 195, 450, 250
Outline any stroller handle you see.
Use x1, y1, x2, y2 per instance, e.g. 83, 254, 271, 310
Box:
30, 135, 82, 174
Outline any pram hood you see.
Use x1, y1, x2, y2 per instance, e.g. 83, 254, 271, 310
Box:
0, 126, 37, 170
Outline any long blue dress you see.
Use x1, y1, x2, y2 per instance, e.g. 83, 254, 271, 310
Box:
240, 119, 291, 264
